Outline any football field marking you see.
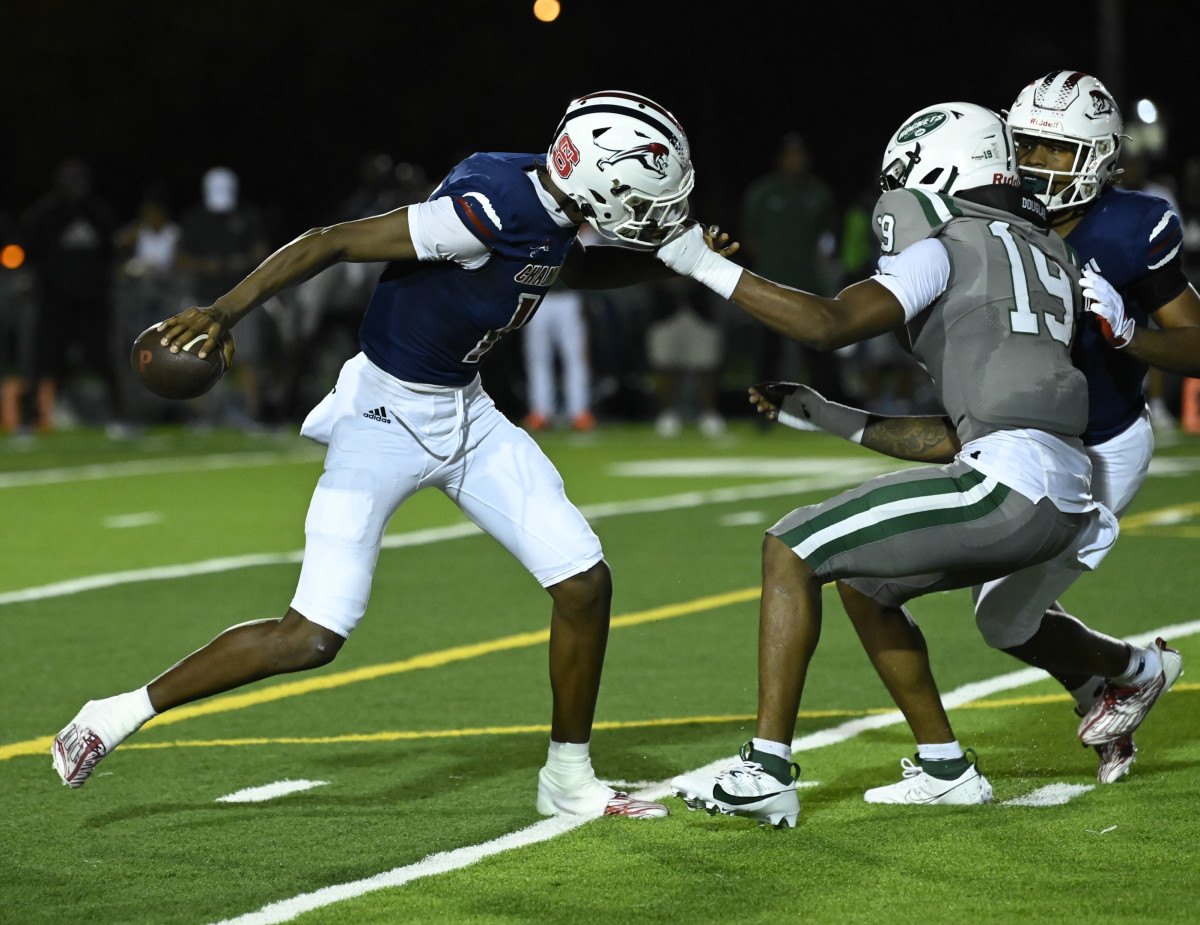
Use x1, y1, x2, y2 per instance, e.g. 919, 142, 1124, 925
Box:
205, 627, 1196, 925
216, 780, 329, 803
1001, 784, 1095, 807
0, 469, 895, 606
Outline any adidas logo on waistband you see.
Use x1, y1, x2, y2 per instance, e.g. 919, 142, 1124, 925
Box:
362, 406, 391, 423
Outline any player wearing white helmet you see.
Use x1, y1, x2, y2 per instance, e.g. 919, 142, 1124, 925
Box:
548, 90, 694, 248
659, 101, 1161, 824
716, 78, 1194, 797
1007, 70, 1123, 218
51, 91, 709, 820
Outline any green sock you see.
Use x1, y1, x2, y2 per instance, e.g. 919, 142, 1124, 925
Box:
918, 754, 970, 780
750, 749, 797, 785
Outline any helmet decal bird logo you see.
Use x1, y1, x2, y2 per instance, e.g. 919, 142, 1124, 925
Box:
595, 142, 670, 178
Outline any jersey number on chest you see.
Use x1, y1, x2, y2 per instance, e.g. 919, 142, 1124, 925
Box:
462, 292, 545, 363
989, 221, 1074, 346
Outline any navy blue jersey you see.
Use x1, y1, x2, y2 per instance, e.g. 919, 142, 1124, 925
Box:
1068, 187, 1187, 443
359, 153, 579, 386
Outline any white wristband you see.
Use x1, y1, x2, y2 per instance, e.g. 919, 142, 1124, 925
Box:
687, 248, 743, 300
657, 225, 744, 300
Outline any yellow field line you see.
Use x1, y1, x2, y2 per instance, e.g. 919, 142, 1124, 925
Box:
2, 587, 760, 762
13, 684, 1196, 759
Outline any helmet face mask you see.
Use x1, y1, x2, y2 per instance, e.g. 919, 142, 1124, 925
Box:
1006, 70, 1123, 213
878, 103, 1019, 197
548, 91, 694, 248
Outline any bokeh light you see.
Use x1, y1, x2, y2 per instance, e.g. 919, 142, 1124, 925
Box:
533, 0, 560, 23
1, 244, 25, 269
1135, 98, 1159, 124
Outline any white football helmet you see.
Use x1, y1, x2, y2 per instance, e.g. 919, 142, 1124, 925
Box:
547, 91, 694, 248
1006, 70, 1123, 213
879, 102, 1019, 195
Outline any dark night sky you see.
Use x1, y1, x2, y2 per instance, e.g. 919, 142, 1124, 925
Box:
1, 0, 1194, 239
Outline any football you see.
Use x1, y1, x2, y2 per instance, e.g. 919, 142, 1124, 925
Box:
130, 325, 227, 400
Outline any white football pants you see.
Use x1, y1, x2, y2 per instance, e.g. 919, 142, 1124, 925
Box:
291, 353, 604, 637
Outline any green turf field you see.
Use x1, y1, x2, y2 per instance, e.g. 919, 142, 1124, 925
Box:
3, 423, 1197, 924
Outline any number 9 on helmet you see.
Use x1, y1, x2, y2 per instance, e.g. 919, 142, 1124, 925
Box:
548, 91, 694, 248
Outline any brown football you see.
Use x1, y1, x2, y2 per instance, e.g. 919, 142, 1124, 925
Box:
130, 325, 227, 400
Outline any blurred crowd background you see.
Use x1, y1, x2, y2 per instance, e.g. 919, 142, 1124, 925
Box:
2, 1, 1196, 439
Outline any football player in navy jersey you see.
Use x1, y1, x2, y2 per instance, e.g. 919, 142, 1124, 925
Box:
52, 92, 706, 819
738, 73, 1198, 798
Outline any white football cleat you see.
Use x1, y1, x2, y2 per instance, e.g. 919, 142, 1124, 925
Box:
536, 768, 668, 818
864, 753, 993, 805
1078, 638, 1182, 746
674, 744, 800, 828
1095, 734, 1137, 784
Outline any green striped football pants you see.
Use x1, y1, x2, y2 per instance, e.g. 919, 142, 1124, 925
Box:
768, 459, 1085, 609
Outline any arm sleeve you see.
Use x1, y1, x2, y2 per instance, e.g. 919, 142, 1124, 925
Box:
871, 237, 951, 322
407, 197, 491, 266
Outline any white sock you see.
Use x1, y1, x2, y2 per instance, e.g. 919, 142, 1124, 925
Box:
543, 740, 597, 784
540, 740, 611, 804
1070, 677, 1106, 713
83, 687, 156, 746
917, 741, 964, 762
751, 738, 792, 763
1114, 644, 1161, 686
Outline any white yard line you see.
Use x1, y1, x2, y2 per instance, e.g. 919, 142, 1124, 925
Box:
0, 469, 896, 607
0, 449, 324, 489
216, 780, 329, 803
210, 617, 1199, 925
3, 451, 1192, 922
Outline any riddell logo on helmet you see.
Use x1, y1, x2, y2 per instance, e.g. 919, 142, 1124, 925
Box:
897, 112, 948, 143
995, 173, 1021, 186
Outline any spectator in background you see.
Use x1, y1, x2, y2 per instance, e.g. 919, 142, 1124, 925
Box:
178, 167, 272, 426
1, 207, 35, 432
114, 182, 185, 425
18, 157, 125, 433
645, 278, 725, 437
521, 223, 600, 433
521, 284, 595, 432
115, 182, 184, 335
739, 133, 844, 412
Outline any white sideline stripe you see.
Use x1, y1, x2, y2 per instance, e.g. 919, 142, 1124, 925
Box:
211, 817, 585, 925
0, 449, 325, 489
216, 780, 329, 803
1002, 783, 1094, 807
209, 619, 1198, 925
0, 471, 893, 607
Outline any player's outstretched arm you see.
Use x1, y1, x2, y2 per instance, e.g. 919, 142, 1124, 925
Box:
559, 224, 737, 290
158, 208, 420, 358
749, 381, 959, 463
658, 224, 905, 350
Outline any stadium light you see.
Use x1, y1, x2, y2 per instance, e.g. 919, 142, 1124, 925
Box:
1135, 98, 1159, 124
533, 0, 560, 22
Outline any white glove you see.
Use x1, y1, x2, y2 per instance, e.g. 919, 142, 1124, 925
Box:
1081, 267, 1134, 348
656, 224, 743, 299
753, 382, 868, 443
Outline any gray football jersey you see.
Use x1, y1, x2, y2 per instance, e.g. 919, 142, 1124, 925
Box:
872, 188, 1087, 444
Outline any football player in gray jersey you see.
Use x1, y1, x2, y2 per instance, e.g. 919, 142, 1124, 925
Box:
747, 75, 1190, 796
658, 103, 1177, 825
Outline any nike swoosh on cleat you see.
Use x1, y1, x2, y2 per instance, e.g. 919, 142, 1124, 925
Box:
712, 784, 786, 806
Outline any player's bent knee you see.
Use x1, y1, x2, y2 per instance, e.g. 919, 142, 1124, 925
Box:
548, 560, 612, 613
272, 608, 345, 670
